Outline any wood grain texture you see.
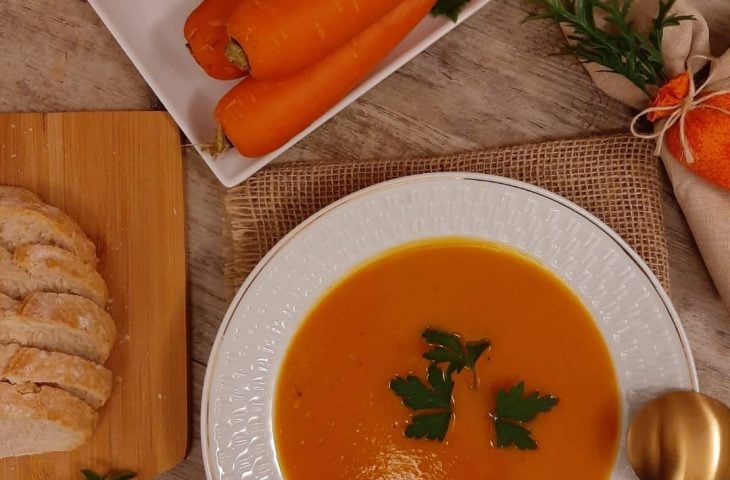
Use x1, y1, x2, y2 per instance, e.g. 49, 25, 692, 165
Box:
0, 112, 187, 479
0, 0, 728, 478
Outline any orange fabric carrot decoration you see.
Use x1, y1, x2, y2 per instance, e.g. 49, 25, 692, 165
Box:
225, 0, 404, 80
215, 0, 436, 158
647, 72, 730, 190
184, 0, 244, 80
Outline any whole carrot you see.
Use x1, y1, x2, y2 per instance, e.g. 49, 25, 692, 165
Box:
184, 0, 244, 80
214, 0, 436, 157
225, 0, 404, 80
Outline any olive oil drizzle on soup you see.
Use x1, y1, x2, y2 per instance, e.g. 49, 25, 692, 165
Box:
275, 238, 620, 479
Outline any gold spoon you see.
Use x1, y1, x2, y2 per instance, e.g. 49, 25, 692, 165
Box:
627, 391, 730, 480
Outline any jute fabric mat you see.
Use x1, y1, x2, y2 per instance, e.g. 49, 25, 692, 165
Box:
224, 134, 667, 293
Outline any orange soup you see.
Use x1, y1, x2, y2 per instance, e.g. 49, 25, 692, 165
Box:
275, 238, 620, 479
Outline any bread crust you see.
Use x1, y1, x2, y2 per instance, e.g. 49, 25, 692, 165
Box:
0, 245, 108, 307
0, 187, 97, 265
0, 293, 17, 311
0, 381, 98, 458
0, 186, 115, 458
0, 344, 113, 409
0, 292, 117, 364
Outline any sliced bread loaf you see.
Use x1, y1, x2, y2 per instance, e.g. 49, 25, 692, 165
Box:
0, 293, 17, 310
0, 292, 117, 363
0, 381, 97, 458
0, 244, 108, 307
0, 344, 113, 409
0, 187, 98, 265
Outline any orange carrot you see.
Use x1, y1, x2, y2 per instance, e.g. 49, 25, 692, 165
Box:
184, 0, 245, 80
226, 0, 404, 80
215, 0, 435, 158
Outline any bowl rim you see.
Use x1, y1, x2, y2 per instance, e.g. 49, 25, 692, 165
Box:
201, 172, 699, 479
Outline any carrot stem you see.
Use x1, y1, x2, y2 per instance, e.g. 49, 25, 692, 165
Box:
227, 0, 404, 80
203, 125, 231, 158
224, 41, 249, 71
184, 0, 246, 80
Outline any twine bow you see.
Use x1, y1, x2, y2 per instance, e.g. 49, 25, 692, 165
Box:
631, 55, 730, 164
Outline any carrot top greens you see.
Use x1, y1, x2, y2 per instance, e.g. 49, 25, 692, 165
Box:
432, 0, 472, 21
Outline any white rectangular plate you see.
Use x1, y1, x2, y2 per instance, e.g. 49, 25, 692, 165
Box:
89, 0, 492, 187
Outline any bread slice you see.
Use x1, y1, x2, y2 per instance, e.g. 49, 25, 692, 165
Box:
0, 293, 17, 311
0, 381, 97, 458
0, 187, 97, 265
0, 344, 112, 409
0, 292, 117, 364
0, 244, 108, 307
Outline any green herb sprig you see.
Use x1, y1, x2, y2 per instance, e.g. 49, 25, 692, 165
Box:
390, 364, 455, 441
492, 381, 559, 450
390, 328, 559, 448
432, 0, 472, 22
422, 328, 490, 389
81, 469, 137, 480
390, 328, 490, 441
525, 0, 694, 95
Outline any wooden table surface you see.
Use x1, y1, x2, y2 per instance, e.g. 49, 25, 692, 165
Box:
1, 0, 728, 478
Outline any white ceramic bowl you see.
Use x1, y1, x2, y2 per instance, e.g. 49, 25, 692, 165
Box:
202, 173, 697, 480
88, 1, 493, 187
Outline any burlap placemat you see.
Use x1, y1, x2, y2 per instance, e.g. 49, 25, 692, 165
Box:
225, 134, 667, 293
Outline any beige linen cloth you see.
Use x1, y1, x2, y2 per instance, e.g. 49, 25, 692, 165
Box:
566, 0, 730, 311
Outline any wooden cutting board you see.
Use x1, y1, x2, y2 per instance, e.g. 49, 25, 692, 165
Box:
0, 112, 187, 479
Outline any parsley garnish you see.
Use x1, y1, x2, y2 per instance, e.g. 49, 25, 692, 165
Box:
422, 328, 489, 389
390, 364, 454, 441
81, 470, 137, 480
390, 329, 558, 450
492, 381, 559, 450
431, 0, 471, 22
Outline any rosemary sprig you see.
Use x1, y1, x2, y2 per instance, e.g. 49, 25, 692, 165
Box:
525, 0, 694, 95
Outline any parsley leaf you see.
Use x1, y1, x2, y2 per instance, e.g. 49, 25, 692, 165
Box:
110, 473, 138, 480
81, 470, 137, 480
494, 418, 538, 450
422, 328, 489, 389
406, 411, 453, 441
492, 381, 559, 450
465, 340, 491, 369
422, 329, 490, 373
495, 381, 559, 421
431, 0, 471, 22
390, 364, 454, 441
390, 365, 452, 410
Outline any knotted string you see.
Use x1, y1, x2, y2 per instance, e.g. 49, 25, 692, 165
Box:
631, 55, 730, 164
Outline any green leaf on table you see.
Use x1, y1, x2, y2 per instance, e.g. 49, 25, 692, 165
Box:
110, 472, 138, 480
492, 381, 559, 450
81, 471, 103, 480
431, 0, 472, 22
390, 364, 454, 441
81, 469, 137, 480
